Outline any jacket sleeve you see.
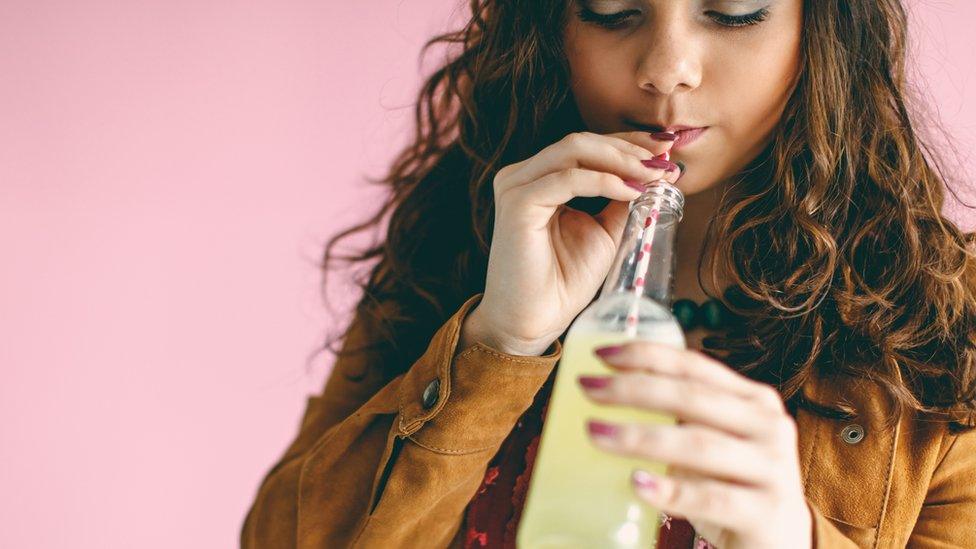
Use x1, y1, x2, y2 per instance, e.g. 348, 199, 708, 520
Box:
240, 293, 562, 548
906, 426, 976, 547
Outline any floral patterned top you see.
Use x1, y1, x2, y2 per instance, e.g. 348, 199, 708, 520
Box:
463, 371, 717, 549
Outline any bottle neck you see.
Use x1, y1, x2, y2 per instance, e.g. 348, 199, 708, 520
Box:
599, 180, 684, 306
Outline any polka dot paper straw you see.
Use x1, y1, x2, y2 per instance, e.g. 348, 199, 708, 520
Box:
624, 150, 669, 338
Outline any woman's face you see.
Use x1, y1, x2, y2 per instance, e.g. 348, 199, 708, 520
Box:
563, 0, 804, 197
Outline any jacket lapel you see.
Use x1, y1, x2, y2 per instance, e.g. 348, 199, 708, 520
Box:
796, 372, 900, 537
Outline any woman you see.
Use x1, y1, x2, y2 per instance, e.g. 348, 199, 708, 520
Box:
242, 0, 976, 547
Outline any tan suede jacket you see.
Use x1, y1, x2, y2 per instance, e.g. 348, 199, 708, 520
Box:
241, 293, 976, 548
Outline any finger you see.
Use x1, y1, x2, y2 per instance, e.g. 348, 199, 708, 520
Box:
666, 463, 702, 482
578, 371, 790, 441
631, 468, 762, 532
496, 131, 677, 194
502, 168, 671, 224
587, 420, 770, 486
594, 340, 776, 404
661, 162, 683, 184
604, 131, 684, 186
657, 465, 701, 522
604, 130, 679, 161
592, 155, 683, 245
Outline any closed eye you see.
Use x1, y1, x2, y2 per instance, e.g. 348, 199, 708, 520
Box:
574, 6, 771, 30
574, 7, 640, 29
706, 8, 770, 28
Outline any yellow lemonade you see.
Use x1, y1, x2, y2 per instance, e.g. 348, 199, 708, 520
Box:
518, 179, 687, 547
517, 319, 686, 548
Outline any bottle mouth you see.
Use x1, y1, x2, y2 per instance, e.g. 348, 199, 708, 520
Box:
639, 180, 685, 221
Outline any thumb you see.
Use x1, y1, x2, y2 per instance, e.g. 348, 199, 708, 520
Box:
593, 199, 632, 248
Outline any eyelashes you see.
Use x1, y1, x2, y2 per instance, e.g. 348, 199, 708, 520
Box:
574, 7, 640, 29
574, 6, 771, 30
707, 8, 770, 27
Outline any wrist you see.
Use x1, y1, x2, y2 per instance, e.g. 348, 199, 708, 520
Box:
458, 306, 553, 357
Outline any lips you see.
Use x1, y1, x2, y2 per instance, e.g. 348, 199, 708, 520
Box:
671, 127, 706, 150
626, 120, 708, 149
660, 125, 700, 132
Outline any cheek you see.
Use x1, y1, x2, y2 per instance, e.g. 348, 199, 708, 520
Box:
729, 47, 799, 130
565, 38, 631, 129
704, 30, 801, 179
675, 34, 801, 196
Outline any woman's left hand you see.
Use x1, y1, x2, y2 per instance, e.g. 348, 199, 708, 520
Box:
578, 341, 813, 549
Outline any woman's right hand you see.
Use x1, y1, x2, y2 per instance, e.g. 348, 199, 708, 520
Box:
462, 131, 682, 356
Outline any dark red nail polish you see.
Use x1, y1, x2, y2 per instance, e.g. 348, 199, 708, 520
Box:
650, 131, 677, 141
587, 420, 619, 438
578, 375, 612, 389
641, 158, 677, 171
594, 345, 623, 358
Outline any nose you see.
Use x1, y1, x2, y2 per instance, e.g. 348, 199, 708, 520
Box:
636, 13, 703, 95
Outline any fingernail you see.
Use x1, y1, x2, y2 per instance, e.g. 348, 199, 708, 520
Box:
587, 420, 619, 438
632, 469, 659, 491
650, 131, 677, 141
623, 179, 647, 192
594, 345, 623, 358
578, 375, 612, 389
641, 158, 678, 171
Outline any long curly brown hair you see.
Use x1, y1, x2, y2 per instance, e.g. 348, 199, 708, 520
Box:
312, 0, 976, 433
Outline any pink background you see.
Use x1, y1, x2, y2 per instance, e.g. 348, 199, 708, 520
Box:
1, 2, 973, 547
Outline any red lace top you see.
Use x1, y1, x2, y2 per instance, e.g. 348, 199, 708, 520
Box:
462, 368, 715, 549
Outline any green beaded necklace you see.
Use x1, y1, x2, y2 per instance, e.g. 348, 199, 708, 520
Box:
670, 287, 741, 332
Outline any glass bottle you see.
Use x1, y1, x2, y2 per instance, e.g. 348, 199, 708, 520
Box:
516, 176, 686, 548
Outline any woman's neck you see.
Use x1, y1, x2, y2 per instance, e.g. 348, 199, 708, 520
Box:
672, 180, 734, 303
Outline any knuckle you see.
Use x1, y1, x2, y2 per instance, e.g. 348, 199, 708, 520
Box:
561, 167, 589, 182
664, 351, 689, 379
562, 131, 588, 148
615, 138, 645, 156
682, 383, 706, 411
599, 171, 621, 186
615, 372, 643, 402
629, 143, 653, 158
617, 372, 654, 404
620, 424, 647, 453
629, 371, 661, 402
604, 143, 628, 161
494, 163, 514, 183
684, 427, 711, 452
755, 384, 785, 410
665, 477, 690, 508
701, 486, 734, 517
636, 424, 662, 452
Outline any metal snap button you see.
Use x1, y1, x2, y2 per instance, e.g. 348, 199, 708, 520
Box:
840, 424, 865, 444
422, 378, 440, 409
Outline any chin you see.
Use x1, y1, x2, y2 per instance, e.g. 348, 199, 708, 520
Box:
673, 176, 707, 197
668, 158, 729, 197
